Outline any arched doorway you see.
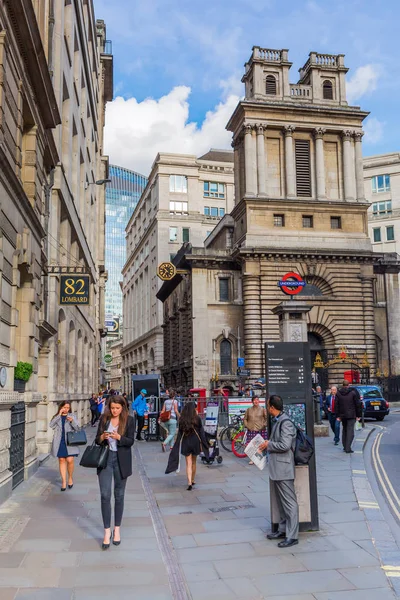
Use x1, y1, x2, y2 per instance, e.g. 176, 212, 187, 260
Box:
308, 332, 328, 390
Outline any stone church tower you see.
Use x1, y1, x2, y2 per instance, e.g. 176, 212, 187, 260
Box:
227, 48, 377, 382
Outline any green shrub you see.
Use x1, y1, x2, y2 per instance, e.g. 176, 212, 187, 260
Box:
14, 361, 33, 382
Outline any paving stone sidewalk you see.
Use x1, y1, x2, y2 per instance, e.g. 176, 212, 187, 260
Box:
0, 424, 396, 600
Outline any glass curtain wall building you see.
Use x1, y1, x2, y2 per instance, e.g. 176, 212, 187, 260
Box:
105, 165, 148, 318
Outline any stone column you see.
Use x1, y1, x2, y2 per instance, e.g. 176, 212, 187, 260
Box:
354, 131, 365, 201
314, 128, 326, 199
256, 124, 267, 196
232, 139, 241, 204
360, 274, 377, 377
342, 130, 355, 201
242, 273, 263, 378
284, 125, 296, 197
244, 124, 256, 196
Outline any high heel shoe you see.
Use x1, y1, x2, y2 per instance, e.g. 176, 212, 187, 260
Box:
187, 484, 192, 491
112, 530, 121, 546
102, 533, 112, 550
61, 487, 66, 492
68, 484, 73, 489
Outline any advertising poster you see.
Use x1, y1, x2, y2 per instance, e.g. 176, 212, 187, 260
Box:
228, 398, 258, 422
204, 402, 219, 434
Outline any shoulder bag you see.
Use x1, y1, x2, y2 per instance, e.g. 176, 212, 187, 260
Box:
79, 439, 109, 469
160, 401, 172, 422
67, 429, 87, 446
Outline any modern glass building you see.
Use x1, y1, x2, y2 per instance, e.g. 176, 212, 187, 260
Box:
105, 165, 148, 318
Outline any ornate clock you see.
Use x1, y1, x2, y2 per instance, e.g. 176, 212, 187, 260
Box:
157, 262, 176, 281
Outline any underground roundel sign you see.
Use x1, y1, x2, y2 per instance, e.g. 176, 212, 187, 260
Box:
278, 272, 306, 296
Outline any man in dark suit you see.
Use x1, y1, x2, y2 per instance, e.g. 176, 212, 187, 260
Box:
259, 395, 299, 548
335, 380, 362, 453
324, 385, 340, 445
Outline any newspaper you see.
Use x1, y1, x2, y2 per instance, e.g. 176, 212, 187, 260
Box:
244, 433, 268, 470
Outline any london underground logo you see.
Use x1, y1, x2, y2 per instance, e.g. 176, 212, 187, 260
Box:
278, 272, 305, 295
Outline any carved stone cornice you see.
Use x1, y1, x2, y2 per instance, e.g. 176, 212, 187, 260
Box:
284, 125, 295, 137
313, 127, 326, 140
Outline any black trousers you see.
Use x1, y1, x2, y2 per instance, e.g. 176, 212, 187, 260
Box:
136, 415, 145, 439
342, 418, 356, 452
90, 409, 99, 426
98, 451, 127, 529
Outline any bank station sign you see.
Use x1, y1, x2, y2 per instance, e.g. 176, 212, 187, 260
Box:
59, 275, 90, 305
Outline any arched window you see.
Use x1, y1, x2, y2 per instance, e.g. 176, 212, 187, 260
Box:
265, 75, 277, 95
220, 339, 232, 375
323, 80, 333, 100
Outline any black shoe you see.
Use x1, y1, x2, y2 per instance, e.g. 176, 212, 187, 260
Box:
266, 531, 285, 540
112, 531, 121, 546
346, 450, 354, 453
334, 441, 339, 445
102, 542, 110, 550
278, 538, 298, 548
68, 484, 73, 489
61, 487, 66, 492
187, 485, 192, 491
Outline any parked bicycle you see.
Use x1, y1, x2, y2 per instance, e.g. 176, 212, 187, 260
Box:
219, 412, 246, 452
231, 429, 248, 458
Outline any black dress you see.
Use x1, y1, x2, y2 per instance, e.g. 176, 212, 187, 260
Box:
166, 417, 209, 474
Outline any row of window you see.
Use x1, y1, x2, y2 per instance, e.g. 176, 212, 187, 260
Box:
273, 214, 342, 230
372, 200, 392, 215
204, 207, 225, 217
169, 176, 226, 198
373, 226, 395, 243
169, 227, 190, 243
372, 175, 390, 194
265, 74, 334, 100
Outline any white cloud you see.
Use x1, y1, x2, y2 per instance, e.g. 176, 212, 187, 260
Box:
104, 86, 239, 175
363, 116, 385, 144
347, 64, 381, 104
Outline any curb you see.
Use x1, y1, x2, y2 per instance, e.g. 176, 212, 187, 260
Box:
351, 425, 400, 598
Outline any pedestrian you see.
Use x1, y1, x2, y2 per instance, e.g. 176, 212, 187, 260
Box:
159, 391, 180, 452
96, 395, 135, 550
90, 393, 99, 427
335, 380, 362, 453
244, 396, 268, 465
259, 395, 299, 548
50, 401, 80, 491
325, 385, 340, 445
165, 402, 208, 491
316, 385, 324, 420
97, 394, 106, 416
132, 388, 147, 441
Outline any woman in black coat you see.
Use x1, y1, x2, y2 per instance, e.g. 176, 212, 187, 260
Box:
96, 396, 135, 549
166, 402, 208, 490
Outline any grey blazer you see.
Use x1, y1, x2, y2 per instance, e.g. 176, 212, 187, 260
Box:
50, 414, 80, 457
268, 413, 296, 481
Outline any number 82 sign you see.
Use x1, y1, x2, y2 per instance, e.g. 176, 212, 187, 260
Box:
60, 275, 90, 305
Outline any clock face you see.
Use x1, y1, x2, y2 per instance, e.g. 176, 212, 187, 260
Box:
0, 367, 7, 388
157, 262, 176, 281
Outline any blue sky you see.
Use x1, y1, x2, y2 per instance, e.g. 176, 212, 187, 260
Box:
95, 0, 400, 174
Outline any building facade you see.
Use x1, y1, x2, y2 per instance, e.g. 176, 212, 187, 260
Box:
121, 150, 235, 392
0, 1, 112, 502
157, 48, 400, 392
105, 165, 147, 319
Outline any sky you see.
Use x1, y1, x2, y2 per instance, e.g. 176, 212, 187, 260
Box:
95, 0, 400, 176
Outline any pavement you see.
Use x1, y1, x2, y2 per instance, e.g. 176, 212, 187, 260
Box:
0, 424, 397, 600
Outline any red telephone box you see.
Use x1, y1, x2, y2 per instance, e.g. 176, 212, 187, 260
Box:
189, 388, 207, 415
344, 370, 360, 384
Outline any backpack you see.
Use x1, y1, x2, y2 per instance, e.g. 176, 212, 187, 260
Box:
293, 427, 314, 465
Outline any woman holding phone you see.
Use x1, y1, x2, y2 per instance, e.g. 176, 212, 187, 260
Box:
96, 395, 135, 550
50, 401, 80, 491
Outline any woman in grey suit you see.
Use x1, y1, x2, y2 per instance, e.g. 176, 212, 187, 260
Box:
50, 401, 79, 491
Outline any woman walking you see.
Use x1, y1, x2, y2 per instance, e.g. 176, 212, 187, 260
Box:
50, 401, 80, 491
243, 396, 268, 465
96, 395, 135, 550
165, 402, 208, 491
159, 391, 180, 452
90, 394, 99, 427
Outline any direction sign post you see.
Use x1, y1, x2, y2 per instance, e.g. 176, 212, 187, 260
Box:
265, 341, 319, 532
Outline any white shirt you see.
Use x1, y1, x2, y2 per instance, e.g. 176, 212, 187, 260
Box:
106, 422, 118, 452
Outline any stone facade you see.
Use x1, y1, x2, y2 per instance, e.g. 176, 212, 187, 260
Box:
104, 337, 123, 392
0, 1, 112, 502
121, 151, 235, 392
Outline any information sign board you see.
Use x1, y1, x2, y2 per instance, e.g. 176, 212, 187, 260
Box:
60, 275, 90, 305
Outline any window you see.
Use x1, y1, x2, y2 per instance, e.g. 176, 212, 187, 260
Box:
219, 278, 229, 302
295, 139, 312, 197
204, 206, 210, 216
372, 201, 392, 215
373, 228, 381, 243
169, 175, 187, 193
386, 226, 395, 241
331, 216, 342, 229
182, 228, 190, 243
323, 80, 333, 100
265, 74, 277, 95
274, 214, 285, 227
302, 215, 313, 228
169, 201, 188, 213
169, 227, 178, 242
204, 181, 225, 198
210, 207, 218, 217
372, 175, 390, 193
170, 253, 177, 261
219, 208, 225, 217
220, 339, 232, 374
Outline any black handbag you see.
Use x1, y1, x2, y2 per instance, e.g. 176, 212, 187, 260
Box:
79, 440, 109, 469
67, 430, 87, 446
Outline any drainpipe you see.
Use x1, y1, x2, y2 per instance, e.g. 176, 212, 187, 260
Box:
383, 270, 392, 377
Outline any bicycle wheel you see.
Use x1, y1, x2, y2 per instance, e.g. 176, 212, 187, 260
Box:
219, 425, 237, 452
232, 431, 247, 458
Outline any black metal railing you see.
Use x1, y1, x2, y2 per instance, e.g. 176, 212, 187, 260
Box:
10, 402, 26, 489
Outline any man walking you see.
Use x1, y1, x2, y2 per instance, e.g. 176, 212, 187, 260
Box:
325, 385, 340, 445
132, 389, 147, 441
335, 380, 362, 453
259, 395, 299, 548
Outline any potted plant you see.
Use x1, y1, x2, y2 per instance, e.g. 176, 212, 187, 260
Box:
14, 361, 33, 393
